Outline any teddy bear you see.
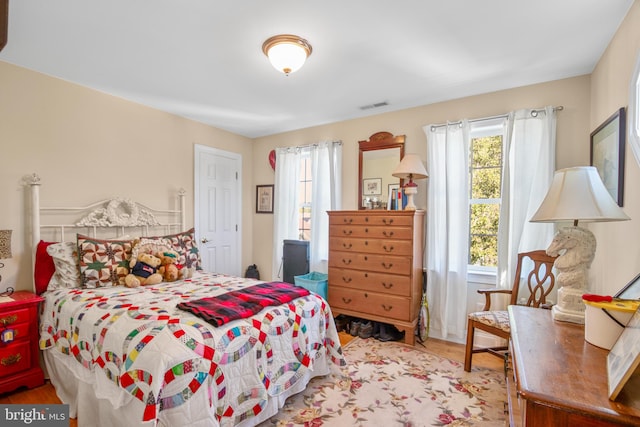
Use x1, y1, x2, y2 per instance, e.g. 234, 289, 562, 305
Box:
124, 252, 163, 288
157, 250, 180, 282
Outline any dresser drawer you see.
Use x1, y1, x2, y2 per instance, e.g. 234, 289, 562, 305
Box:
329, 237, 413, 256
330, 224, 413, 240
329, 251, 411, 274
0, 321, 29, 345
0, 340, 30, 379
329, 267, 411, 296
0, 308, 29, 328
328, 287, 411, 321
330, 214, 414, 227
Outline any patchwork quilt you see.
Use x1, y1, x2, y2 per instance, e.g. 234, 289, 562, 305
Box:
39, 272, 345, 426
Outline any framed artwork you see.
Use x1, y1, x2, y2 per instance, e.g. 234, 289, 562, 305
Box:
590, 107, 626, 206
256, 184, 274, 214
363, 178, 382, 195
607, 306, 640, 400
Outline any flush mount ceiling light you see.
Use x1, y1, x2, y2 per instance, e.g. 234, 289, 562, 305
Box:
262, 34, 312, 75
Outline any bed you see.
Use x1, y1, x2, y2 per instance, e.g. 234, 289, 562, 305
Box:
28, 174, 345, 427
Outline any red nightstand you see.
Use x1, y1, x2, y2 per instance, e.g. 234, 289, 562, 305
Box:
0, 291, 44, 394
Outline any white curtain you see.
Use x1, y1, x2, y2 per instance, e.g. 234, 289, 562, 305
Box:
423, 121, 470, 341
497, 107, 556, 292
272, 147, 301, 280
310, 142, 342, 273
271, 142, 342, 279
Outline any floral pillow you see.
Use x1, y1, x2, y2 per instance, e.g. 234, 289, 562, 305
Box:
77, 235, 133, 288
146, 228, 202, 270
46, 241, 82, 290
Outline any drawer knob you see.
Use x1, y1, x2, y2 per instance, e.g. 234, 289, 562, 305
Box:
341, 259, 352, 265
382, 218, 394, 225
341, 276, 352, 283
382, 282, 393, 289
381, 304, 393, 311
0, 314, 17, 326
1, 353, 21, 366
381, 262, 393, 270
341, 297, 352, 304
342, 243, 352, 249
382, 230, 395, 237
364, 273, 368, 278
342, 229, 353, 235
383, 245, 394, 252
343, 218, 353, 224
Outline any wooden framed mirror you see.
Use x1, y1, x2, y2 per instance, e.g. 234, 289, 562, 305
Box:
358, 131, 405, 209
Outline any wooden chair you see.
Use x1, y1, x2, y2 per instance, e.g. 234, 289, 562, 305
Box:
463, 250, 557, 372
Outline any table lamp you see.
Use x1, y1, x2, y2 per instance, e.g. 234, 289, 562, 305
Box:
0, 230, 12, 294
530, 166, 629, 323
392, 154, 429, 210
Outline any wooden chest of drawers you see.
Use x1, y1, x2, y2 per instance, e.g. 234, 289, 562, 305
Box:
327, 210, 424, 344
0, 291, 44, 394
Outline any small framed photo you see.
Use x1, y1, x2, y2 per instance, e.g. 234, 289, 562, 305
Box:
590, 107, 626, 206
256, 184, 274, 214
363, 178, 382, 195
607, 306, 640, 400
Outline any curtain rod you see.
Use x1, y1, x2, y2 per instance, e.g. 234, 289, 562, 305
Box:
279, 140, 342, 152
429, 106, 564, 131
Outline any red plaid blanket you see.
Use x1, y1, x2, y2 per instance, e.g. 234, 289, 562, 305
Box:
177, 282, 310, 327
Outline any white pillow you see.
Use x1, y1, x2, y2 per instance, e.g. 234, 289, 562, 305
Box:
46, 242, 82, 289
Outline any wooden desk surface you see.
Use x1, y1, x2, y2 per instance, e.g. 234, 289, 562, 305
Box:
508, 305, 640, 425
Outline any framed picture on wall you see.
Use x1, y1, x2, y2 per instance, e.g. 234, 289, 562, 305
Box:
256, 184, 274, 214
590, 107, 626, 206
363, 178, 382, 195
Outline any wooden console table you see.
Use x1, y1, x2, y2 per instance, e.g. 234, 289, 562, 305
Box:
507, 305, 640, 426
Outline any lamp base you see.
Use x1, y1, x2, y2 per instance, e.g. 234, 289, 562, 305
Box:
403, 186, 417, 210
552, 287, 585, 324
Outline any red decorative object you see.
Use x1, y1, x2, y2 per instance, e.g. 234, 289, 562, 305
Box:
268, 150, 276, 170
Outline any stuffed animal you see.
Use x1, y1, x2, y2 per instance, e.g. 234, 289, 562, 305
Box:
124, 252, 163, 288
157, 250, 180, 282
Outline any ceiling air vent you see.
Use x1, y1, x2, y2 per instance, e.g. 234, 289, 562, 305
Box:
359, 101, 389, 111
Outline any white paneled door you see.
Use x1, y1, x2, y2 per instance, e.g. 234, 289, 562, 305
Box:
194, 145, 241, 276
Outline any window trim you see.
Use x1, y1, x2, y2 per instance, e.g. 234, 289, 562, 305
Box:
628, 50, 640, 167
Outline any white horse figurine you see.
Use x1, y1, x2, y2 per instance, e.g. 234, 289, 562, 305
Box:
545, 226, 596, 290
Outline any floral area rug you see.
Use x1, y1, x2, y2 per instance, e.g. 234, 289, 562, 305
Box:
258, 337, 506, 427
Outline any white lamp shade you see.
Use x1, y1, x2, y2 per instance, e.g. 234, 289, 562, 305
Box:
262, 35, 312, 75
530, 166, 630, 223
392, 154, 429, 182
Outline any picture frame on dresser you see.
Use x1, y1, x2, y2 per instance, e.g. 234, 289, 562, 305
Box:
607, 306, 640, 400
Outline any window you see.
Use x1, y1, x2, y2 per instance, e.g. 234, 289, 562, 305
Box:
468, 123, 504, 270
298, 154, 312, 240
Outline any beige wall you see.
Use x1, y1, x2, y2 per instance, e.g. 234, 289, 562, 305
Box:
589, 0, 640, 295
253, 76, 591, 280
0, 61, 254, 292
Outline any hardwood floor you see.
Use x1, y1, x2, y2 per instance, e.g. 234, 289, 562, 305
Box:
0, 333, 501, 427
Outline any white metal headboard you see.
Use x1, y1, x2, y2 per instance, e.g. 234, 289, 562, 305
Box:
29, 173, 187, 291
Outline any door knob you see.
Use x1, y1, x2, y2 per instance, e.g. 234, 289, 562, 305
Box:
201, 237, 209, 243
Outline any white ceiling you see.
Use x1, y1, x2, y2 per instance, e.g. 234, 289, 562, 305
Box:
0, 1, 634, 138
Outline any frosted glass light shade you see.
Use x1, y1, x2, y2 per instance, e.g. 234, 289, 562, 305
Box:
262, 34, 312, 75
530, 166, 629, 223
